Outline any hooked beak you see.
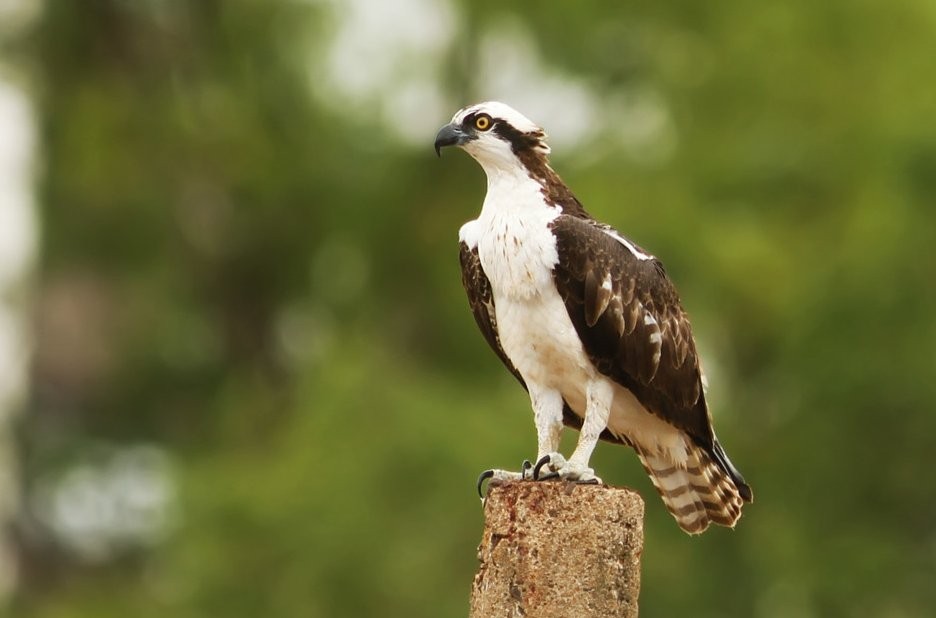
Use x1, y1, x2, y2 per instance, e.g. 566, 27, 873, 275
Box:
434, 123, 472, 157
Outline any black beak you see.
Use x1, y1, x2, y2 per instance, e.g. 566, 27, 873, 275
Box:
434, 123, 470, 157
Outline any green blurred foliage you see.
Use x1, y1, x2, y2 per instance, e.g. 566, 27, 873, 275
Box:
4, 0, 936, 616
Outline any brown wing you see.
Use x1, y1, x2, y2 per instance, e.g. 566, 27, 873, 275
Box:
551, 214, 752, 506
549, 215, 715, 447
459, 239, 627, 445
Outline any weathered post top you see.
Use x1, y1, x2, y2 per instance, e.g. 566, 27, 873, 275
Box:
470, 480, 644, 618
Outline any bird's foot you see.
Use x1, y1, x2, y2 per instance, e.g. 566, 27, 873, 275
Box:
477, 459, 534, 497
477, 455, 603, 497
533, 453, 603, 484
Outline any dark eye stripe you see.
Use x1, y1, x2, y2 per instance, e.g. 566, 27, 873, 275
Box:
491, 121, 544, 154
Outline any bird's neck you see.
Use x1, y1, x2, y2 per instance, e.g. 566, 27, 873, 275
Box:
478, 165, 552, 224
479, 158, 589, 223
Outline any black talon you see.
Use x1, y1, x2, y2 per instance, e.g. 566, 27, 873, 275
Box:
477, 469, 495, 498
532, 454, 552, 481
520, 459, 532, 478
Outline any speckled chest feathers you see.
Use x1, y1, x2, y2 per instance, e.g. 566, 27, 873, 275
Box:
474, 169, 561, 301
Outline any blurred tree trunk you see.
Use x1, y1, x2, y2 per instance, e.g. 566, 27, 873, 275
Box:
470, 481, 643, 618
0, 74, 39, 602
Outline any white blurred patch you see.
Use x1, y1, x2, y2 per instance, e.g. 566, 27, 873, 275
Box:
314, 0, 455, 145
0, 77, 38, 300
476, 21, 600, 151
476, 21, 675, 161
603, 87, 678, 164
0, 0, 41, 36
275, 303, 336, 367
0, 69, 38, 601
312, 1, 676, 162
31, 445, 177, 563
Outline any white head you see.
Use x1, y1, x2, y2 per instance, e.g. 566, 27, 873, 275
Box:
434, 101, 551, 175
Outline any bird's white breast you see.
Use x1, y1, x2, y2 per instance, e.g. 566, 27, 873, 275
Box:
478, 211, 559, 300
496, 286, 595, 397
472, 172, 595, 396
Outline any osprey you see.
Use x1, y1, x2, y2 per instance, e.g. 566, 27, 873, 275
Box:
435, 101, 752, 534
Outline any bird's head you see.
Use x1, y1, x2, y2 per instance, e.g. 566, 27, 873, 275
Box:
434, 101, 551, 174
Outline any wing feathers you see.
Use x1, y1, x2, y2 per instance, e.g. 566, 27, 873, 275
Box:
548, 214, 752, 524
549, 214, 712, 443
584, 270, 613, 327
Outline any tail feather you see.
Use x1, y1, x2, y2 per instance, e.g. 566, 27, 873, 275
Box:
637, 440, 750, 535
711, 439, 753, 502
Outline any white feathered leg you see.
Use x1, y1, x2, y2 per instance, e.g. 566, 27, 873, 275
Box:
478, 383, 565, 495
530, 384, 564, 461
537, 379, 613, 483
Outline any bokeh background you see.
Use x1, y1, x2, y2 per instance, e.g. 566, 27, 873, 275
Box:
1, 0, 935, 616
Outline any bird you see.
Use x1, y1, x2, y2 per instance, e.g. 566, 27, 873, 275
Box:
434, 101, 752, 534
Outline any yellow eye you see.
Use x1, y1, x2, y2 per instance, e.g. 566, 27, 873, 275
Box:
474, 114, 492, 131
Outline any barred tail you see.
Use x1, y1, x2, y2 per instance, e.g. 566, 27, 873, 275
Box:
637, 439, 752, 535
